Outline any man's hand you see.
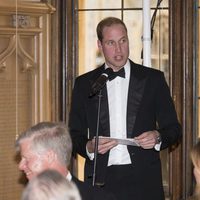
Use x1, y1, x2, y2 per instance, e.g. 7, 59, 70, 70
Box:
86, 137, 118, 154
134, 130, 160, 149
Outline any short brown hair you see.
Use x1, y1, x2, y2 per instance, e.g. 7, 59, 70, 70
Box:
96, 17, 127, 42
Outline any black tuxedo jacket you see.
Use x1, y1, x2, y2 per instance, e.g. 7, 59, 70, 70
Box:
72, 176, 116, 200
69, 60, 182, 199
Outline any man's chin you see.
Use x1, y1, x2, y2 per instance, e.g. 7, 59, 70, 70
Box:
113, 60, 127, 69
26, 173, 35, 180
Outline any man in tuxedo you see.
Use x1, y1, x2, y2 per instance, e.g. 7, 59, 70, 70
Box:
15, 121, 116, 200
69, 17, 182, 200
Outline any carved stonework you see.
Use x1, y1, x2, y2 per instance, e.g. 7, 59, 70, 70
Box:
12, 15, 31, 28
0, 62, 6, 72
17, 36, 36, 72
0, 35, 36, 73
0, 35, 16, 72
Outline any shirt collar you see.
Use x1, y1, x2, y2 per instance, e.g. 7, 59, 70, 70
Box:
66, 171, 72, 181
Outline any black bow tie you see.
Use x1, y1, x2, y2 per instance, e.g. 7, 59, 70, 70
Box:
109, 67, 125, 81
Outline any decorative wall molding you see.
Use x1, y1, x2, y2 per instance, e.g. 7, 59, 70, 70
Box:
0, 35, 15, 72
0, 35, 36, 73
0, 2, 55, 14
0, 2, 55, 199
12, 15, 31, 28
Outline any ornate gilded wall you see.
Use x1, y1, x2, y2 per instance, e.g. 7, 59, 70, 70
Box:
0, 1, 55, 199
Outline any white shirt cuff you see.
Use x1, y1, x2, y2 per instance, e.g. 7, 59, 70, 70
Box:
86, 146, 94, 160
154, 142, 162, 151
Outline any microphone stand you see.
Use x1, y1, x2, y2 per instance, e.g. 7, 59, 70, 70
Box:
92, 89, 102, 186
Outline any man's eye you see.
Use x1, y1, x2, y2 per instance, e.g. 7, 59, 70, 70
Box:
107, 41, 114, 46
120, 38, 127, 43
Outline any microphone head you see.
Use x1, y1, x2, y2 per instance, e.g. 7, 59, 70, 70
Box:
89, 68, 114, 97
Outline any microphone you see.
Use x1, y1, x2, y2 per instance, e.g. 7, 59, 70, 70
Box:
90, 68, 113, 96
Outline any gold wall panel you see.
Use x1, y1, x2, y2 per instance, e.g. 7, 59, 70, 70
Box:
0, 1, 55, 199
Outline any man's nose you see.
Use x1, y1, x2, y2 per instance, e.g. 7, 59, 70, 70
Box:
115, 43, 122, 52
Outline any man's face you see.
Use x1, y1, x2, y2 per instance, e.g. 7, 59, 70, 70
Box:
18, 138, 50, 180
97, 24, 129, 71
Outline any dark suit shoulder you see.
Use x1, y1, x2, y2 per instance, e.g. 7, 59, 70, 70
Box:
129, 61, 166, 87
72, 65, 106, 98
72, 176, 116, 200
76, 65, 105, 82
130, 60, 164, 77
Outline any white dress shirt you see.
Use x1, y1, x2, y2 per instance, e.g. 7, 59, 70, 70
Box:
106, 60, 131, 166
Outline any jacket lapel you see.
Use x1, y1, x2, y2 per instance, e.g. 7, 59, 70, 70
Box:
99, 86, 110, 136
127, 62, 147, 138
